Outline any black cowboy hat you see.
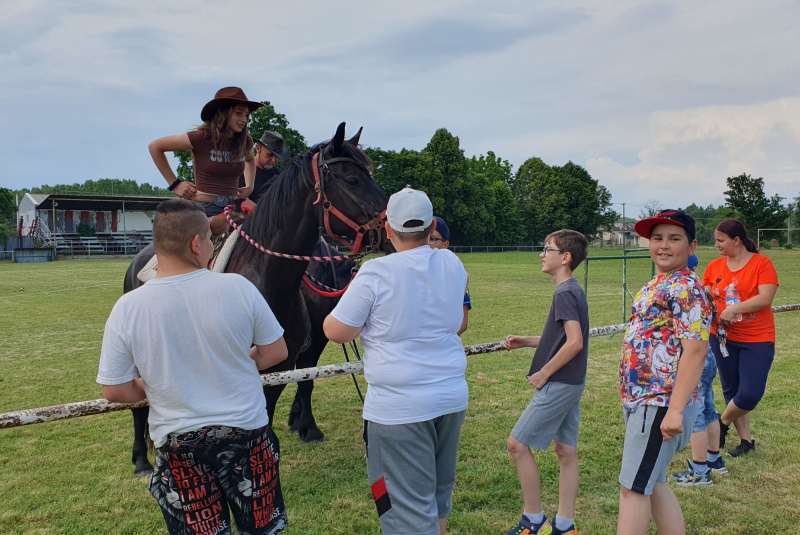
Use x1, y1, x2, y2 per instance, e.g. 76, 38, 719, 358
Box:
200, 87, 263, 122
255, 131, 292, 161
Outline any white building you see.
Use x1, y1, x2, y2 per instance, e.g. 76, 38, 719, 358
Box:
18, 193, 164, 235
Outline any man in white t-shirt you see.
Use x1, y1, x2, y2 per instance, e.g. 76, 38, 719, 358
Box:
97, 199, 289, 535
324, 188, 470, 535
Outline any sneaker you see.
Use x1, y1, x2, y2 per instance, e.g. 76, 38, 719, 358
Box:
676, 470, 713, 487
670, 460, 696, 482
718, 413, 730, 449
707, 456, 728, 474
506, 515, 553, 535
552, 522, 578, 535
728, 439, 755, 458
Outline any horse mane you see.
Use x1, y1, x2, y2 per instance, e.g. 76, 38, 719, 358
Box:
243, 140, 374, 240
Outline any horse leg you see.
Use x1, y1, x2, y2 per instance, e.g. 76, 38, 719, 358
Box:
263, 383, 288, 430
287, 336, 328, 443
131, 407, 153, 477
290, 378, 325, 443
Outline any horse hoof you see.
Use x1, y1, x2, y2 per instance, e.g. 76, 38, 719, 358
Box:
134, 464, 154, 478
133, 468, 153, 477
300, 430, 326, 444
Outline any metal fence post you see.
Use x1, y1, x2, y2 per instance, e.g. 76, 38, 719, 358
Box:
583, 257, 589, 296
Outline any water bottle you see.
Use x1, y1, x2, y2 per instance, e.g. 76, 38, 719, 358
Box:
725, 283, 742, 322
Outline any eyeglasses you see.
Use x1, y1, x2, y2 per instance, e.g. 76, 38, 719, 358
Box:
429, 236, 445, 244
541, 247, 563, 255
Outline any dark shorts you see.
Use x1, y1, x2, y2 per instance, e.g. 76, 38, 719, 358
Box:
149, 425, 287, 535
195, 200, 225, 217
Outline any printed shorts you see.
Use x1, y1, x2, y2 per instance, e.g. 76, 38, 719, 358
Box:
149, 424, 287, 535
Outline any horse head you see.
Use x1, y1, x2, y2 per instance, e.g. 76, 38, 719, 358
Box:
314, 122, 394, 254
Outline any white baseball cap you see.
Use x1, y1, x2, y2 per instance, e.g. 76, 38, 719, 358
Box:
387, 187, 433, 233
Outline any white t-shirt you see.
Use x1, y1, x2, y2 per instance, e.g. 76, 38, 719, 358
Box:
97, 270, 284, 447
331, 245, 469, 425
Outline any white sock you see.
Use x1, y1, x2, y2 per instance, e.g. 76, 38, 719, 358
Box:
555, 516, 574, 530
523, 511, 544, 525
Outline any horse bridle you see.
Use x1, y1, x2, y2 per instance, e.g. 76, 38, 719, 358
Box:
311, 150, 386, 254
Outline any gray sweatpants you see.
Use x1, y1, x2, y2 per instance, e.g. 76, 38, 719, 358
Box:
366, 410, 467, 535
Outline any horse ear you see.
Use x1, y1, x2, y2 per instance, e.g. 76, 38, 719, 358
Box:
333, 122, 346, 154
348, 127, 363, 146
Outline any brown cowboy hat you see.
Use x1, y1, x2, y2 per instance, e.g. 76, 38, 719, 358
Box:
200, 87, 263, 122
254, 131, 292, 161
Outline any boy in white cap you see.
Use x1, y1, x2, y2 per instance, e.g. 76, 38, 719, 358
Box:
324, 188, 470, 535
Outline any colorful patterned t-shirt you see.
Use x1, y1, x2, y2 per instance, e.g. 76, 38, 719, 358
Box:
619, 270, 712, 410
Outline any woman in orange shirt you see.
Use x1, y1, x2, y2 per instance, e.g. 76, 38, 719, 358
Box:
702, 219, 779, 457
149, 87, 261, 219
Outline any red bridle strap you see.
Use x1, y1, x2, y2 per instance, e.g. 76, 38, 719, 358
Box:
311, 152, 386, 254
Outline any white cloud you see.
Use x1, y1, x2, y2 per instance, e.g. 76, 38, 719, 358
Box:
586, 98, 800, 206
0, 0, 798, 208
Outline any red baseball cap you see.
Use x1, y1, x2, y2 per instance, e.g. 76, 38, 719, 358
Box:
634, 209, 696, 240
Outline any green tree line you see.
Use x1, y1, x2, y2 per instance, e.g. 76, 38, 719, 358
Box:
7, 103, 798, 248
680, 173, 798, 247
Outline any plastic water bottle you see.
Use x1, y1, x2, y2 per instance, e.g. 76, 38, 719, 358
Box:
725, 283, 742, 322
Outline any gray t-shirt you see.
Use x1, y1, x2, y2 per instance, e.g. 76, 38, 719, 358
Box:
528, 277, 589, 385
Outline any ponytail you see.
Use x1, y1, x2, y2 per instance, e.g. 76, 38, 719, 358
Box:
716, 218, 758, 253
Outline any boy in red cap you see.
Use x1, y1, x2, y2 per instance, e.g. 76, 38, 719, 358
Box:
617, 210, 713, 535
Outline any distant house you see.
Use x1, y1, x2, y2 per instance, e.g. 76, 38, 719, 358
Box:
600, 221, 649, 248
18, 192, 166, 235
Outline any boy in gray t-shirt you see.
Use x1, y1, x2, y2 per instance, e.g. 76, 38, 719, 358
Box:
503, 229, 589, 535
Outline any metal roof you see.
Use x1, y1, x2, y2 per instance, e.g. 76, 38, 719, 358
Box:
35, 193, 171, 212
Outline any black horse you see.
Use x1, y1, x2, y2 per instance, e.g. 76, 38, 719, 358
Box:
122, 123, 393, 476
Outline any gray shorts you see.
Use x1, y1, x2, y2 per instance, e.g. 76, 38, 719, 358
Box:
619, 402, 701, 495
366, 410, 466, 535
511, 381, 585, 450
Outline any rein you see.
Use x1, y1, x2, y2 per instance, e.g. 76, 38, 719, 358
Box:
224, 206, 365, 262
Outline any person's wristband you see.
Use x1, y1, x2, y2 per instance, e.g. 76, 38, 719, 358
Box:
168, 179, 182, 191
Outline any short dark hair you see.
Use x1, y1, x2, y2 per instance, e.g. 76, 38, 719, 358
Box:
391, 222, 434, 243
152, 199, 209, 257
545, 229, 589, 271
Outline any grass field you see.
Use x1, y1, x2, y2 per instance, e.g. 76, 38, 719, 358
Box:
1, 248, 799, 534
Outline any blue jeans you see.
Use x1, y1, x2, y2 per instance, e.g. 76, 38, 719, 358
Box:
692, 344, 719, 433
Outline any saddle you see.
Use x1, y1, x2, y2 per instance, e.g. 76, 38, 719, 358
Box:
136, 232, 238, 283
137, 200, 249, 283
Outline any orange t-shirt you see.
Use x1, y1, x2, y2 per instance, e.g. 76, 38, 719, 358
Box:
187, 130, 253, 196
701, 253, 779, 343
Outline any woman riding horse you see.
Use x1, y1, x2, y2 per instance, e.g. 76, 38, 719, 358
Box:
149, 86, 261, 233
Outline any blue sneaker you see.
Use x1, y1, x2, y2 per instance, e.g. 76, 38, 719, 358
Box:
670, 460, 695, 482
707, 455, 728, 474
506, 515, 553, 535
552, 522, 578, 535
672, 461, 713, 487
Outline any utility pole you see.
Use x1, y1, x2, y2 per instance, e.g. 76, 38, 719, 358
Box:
622, 203, 626, 247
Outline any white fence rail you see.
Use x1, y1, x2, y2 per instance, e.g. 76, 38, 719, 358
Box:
2, 304, 799, 429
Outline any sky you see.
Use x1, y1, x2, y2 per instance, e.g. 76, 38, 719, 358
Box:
1, 0, 799, 212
